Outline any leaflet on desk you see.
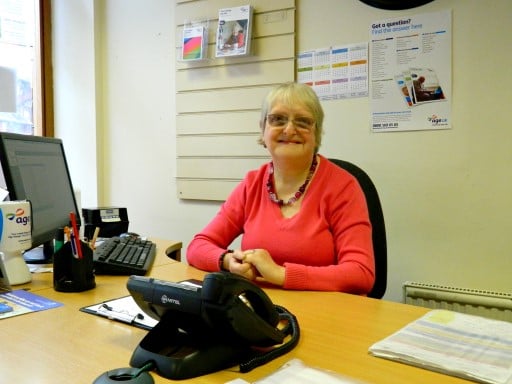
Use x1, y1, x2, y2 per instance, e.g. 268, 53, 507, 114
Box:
0, 290, 63, 320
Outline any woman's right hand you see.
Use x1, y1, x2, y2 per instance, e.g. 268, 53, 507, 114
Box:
225, 249, 259, 281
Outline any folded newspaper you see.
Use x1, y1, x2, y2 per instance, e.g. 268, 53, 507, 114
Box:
369, 310, 512, 384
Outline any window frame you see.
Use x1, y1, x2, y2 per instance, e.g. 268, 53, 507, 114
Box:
34, 0, 53, 137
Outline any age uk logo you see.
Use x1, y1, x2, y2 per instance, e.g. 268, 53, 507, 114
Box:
6, 208, 30, 225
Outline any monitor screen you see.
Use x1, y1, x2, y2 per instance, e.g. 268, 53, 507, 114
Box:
0, 132, 81, 262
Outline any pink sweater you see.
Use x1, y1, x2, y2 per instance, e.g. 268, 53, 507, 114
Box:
186, 155, 375, 294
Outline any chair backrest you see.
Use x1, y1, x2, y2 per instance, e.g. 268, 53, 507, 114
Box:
329, 158, 387, 299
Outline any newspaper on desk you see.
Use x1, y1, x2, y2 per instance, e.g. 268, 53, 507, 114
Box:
369, 309, 512, 384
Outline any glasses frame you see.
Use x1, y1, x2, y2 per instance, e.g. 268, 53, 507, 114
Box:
266, 114, 315, 132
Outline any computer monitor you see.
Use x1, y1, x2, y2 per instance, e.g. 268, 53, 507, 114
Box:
0, 132, 81, 263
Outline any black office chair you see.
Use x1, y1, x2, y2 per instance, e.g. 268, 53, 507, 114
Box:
329, 158, 387, 299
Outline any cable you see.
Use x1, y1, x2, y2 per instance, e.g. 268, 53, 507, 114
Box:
239, 305, 300, 373
110, 361, 156, 380
134, 361, 156, 377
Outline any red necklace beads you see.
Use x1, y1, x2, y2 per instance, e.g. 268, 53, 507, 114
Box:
267, 156, 318, 206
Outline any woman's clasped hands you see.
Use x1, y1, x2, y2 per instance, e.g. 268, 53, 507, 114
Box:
226, 248, 285, 286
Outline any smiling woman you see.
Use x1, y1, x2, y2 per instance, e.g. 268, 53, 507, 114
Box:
186, 82, 376, 295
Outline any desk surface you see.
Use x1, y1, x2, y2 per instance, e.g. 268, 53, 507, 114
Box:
1, 239, 472, 384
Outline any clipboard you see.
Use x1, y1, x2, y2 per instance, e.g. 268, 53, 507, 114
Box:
80, 295, 158, 330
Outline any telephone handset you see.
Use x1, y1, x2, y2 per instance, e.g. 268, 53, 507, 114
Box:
200, 272, 284, 346
127, 272, 300, 379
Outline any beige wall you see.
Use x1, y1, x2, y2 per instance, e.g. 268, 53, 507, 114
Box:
53, 0, 512, 302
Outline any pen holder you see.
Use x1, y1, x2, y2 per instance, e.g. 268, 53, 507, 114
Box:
53, 241, 96, 292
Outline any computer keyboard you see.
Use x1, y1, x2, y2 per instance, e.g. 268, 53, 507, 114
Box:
93, 236, 156, 275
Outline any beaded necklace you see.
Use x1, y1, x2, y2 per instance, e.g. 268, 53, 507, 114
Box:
266, 156, 318, 206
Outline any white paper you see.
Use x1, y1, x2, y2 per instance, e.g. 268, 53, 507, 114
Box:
369, 310, 512, 384
226, 359, 366, 384
84, 296, 158, 329
0, 187, 9, 201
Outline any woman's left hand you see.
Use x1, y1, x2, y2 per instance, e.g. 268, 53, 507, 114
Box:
241, 249, 285, 286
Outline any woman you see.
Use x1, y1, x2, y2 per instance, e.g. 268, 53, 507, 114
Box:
186, 83, 375, 294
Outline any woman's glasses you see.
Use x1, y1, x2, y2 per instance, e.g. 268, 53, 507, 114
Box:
266, 114, 315, 131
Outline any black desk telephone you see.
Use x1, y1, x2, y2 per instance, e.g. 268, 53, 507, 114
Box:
127, 272, 300, 380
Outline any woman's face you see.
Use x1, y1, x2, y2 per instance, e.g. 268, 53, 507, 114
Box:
262, 101, 317, 162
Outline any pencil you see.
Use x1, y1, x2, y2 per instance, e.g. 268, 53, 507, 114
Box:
90, 227, 100, 249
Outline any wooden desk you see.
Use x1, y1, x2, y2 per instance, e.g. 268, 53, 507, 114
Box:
1, 242, 472, 384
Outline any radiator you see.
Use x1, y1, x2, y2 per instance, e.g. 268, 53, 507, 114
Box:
403, 281, 512, 322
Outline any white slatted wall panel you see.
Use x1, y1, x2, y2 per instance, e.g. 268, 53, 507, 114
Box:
175, 0, 296, 200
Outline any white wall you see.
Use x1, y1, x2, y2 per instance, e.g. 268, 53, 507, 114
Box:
52, 0, 98, 208
52, 0, 512, 302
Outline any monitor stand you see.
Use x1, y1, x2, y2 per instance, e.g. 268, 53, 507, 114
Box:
23, 241, 54, 264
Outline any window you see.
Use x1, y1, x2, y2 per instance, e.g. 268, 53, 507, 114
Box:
0, 0, 52, 136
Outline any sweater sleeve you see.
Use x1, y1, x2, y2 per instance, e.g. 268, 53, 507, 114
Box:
186, 179, 247, 271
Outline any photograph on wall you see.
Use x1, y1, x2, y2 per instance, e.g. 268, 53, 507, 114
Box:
409, 67, 446, 104
369, 10, 452, 132
395, 73, 413, 107
395, 67, 446, 107
215, 5, 253, 58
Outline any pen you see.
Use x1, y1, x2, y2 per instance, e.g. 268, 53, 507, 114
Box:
69, 212, 83, 259
70, 232, 78, 258
98, 303, 144, 324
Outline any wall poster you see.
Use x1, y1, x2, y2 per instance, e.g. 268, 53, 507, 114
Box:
370, 10, 451, 132
297, 42, 368, 100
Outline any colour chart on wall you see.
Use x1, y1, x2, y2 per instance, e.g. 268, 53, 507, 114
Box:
297, 42, 368, 100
